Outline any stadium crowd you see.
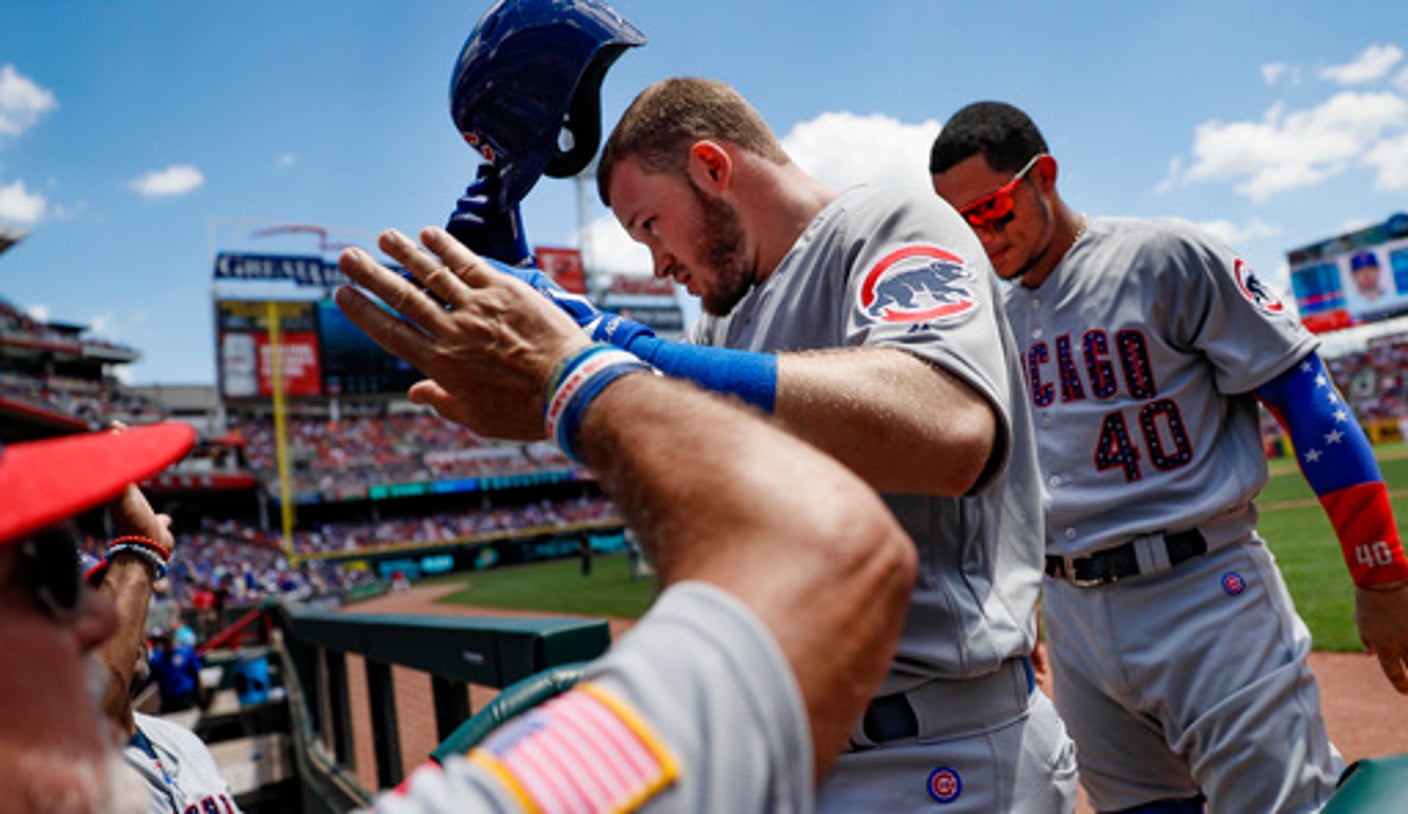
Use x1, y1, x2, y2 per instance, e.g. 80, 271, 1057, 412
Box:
1325, 335, 1408, 426
289, 494, 619, 554
229, 411, 578, 501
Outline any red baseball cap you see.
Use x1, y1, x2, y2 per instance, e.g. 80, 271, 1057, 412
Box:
0, 422, 195, 545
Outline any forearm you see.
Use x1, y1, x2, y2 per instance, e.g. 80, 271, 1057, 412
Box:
575, 372, 916, 777
94, 555, 156, 731
1257, 352, 1407, 586
775, 347, 996, 495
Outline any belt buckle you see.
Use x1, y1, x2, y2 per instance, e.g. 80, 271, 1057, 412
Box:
1061, 555, 1110, 588
1070, 570, 1110, 588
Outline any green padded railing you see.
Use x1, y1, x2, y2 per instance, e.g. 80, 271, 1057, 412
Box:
275, 603, 610, 806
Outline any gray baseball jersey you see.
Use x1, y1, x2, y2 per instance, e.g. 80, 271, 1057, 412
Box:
367, 580, 812, 813
690, 185, 1045, 687
128, 713, 243, 814
1016, 216, 1342, 811
691, 186, 1076, 813
1003, 216, 1317, 557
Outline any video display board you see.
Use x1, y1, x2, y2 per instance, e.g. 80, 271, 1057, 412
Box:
215, 298, 424, 399
1286, 212, 1408, 334
215, 301, 323, 399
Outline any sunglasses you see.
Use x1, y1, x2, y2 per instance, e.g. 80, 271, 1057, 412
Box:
957, 153, 1044, 230
17, 527, 86, 619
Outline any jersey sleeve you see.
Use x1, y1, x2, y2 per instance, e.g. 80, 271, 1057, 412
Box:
1156, 220, 1318, 394
838, 190, 1020, 489
368, 581, 812, 814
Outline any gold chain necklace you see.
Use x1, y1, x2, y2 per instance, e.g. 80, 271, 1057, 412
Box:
1070, 215, 1089, 253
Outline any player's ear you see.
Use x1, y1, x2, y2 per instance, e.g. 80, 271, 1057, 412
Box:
1031, 154, 1058, 191
687, 140, 732, 193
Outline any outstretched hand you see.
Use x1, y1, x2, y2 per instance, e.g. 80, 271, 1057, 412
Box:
335, 227, 591, 440
1355, 580, 1408, 694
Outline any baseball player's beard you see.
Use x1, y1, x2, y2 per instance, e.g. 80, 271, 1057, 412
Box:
689, 180, 755, 317
1009, 195, 1056, 284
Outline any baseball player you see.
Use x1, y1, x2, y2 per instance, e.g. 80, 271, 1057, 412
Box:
85, 478, 243, 814
437, 10, 1073, 809
489, 77, 1078, 812
334, 226, 917, 812
930, 101, 1408, 813
0, 422, 196, 814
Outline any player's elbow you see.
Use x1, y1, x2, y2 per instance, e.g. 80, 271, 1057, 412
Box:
934, 403, 996, 494
890, 398, 996, 496
819, 493, 917, 617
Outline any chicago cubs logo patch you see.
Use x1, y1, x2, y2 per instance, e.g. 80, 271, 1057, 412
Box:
1221, 571, 1247, 596
927, 766, 963, 804
469, 682, 678, 812
1234, 259, 1284, 314
858, 245, 977, 323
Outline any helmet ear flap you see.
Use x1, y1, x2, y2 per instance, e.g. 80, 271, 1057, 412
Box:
449, 0, 645, 206
543, 49, 614, 179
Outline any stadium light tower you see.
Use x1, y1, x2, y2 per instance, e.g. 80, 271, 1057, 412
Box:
0, 225, 28, 259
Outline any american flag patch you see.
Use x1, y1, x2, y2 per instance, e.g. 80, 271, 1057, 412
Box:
468, 682, 679, 813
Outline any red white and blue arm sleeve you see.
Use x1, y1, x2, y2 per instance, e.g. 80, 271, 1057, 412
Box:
1255, 352, 1408, 587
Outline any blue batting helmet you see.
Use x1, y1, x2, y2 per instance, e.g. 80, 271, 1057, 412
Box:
450, 0, 645, 210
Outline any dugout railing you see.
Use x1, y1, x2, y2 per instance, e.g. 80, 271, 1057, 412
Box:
270, 601, 611, 812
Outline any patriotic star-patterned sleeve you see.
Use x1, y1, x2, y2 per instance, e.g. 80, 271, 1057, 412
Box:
1256, 352, 1408, 587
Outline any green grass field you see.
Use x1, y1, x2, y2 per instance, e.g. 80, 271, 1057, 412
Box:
438, 445, 1408, 652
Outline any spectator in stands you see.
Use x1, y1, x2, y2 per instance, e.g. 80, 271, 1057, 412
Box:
0, 421, 194, 813
148, 627, 206, 713
85, 480, 242, 812
337, 226, 916, 811
190, 580, 218, 641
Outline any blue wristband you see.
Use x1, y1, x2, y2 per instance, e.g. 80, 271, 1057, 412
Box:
623, 334, 778, 413
544, 345, 656, 462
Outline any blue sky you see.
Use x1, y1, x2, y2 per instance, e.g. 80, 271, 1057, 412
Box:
2, 0, 1407, 384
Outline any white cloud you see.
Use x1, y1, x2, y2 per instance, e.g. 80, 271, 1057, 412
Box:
1183, 91, 1408, 200
1260, 62, 1302, 87
25, 303, 49, 322
275, 153, 297, 169
86, 311, 119, 339
1188, 216, 1282, 247
1364, 132, 1408, 190
1319, 44, 1404, 85
578, 213, 652, 277
0, 178, 46, 223
1154, 156, 1183, 194
1395, 66, 1408, 95
0, 64, 57, 138
128, 164, 205, 198
50, 200, 86, 220
781, 111, 941, 192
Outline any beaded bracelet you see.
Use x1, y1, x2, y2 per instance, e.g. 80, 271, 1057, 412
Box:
544, 344, 656, 462
110, 534, 172, 561
105, 535, 170, 580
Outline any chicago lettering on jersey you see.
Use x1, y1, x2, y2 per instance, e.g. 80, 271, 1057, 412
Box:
1025, 328, 1193, 482
184, 794, 238, 814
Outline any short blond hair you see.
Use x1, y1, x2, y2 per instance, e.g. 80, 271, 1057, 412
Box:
598, 77, 788, 206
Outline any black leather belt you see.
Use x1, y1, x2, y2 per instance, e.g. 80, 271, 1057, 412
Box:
1045, 529, 1207, 587
860, 657, 1035, 743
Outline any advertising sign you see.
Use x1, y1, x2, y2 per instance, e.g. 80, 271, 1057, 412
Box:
1286, 212, 1408, 333
535, 247, 587, 294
